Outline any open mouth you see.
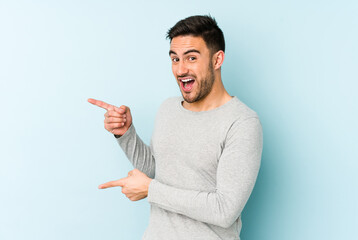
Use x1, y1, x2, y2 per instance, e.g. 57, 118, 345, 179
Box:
180, 78, 195, 92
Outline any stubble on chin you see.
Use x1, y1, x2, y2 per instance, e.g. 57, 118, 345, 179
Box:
190, 68, 215, 103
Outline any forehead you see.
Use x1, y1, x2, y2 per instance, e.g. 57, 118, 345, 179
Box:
170, 35, 209, 54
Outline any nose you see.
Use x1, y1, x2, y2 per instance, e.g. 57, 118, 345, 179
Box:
176, 61, 189, 76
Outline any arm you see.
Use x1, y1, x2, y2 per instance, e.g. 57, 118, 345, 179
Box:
88, 98, 155, 178
116, 124, 155, 178
147, 117, 263, 228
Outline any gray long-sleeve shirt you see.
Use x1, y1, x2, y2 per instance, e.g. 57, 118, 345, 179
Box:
116, 96, 263, 240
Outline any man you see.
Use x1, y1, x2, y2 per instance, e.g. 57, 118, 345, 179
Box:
88, 15, 263, 240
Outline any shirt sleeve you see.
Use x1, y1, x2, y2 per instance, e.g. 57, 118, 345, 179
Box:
147, 117, 263, 228
116, 124, 156, 178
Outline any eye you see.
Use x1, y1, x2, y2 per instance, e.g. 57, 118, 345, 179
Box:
188, 56, 197, 61
171, 57, 179, 63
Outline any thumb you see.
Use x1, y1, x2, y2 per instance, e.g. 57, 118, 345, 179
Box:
114, 105, 128, 114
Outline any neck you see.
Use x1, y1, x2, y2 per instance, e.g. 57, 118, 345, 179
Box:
182, 74, 232, 112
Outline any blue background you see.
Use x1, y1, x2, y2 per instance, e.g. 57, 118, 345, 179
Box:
0, 0, 357, 239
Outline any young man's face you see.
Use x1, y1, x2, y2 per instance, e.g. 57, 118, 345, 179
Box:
169, 35, 215, 103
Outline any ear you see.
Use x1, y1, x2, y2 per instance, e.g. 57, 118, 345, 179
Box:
212, 50, 225, 70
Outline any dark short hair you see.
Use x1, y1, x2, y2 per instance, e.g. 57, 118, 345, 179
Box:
167, 15, 225, 53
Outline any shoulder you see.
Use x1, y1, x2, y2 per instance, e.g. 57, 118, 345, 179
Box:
225, 96, 260, 122
222, 97, 262, 138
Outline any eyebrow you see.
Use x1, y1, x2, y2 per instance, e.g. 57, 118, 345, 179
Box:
169, 49, 201, 56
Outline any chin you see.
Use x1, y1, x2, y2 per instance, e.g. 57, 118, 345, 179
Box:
182, 94, 197, 103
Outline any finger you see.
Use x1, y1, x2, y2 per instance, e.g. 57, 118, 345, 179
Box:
106, 110, 126, 118
106, 122, 125, 129
122, 187, 128, 194
98, 177, 127, 189
129, 196, 139, 201
128, 195, 140, 201
88, 98, 114, 111
114, 105, 127, 114
105, 117, 126, 124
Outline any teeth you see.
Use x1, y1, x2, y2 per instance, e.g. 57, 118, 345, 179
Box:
181, 79, 193, 83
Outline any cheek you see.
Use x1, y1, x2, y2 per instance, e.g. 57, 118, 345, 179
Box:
193, 63, 206, 76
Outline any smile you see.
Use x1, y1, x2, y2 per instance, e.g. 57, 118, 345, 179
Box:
179, 77, 195, 92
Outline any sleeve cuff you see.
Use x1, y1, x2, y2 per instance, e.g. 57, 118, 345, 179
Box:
115, 124, 135, 144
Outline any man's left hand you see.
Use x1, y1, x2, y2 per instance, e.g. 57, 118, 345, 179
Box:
99, 169, 152, 201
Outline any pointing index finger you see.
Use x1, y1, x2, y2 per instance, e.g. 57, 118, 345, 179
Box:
88, 98, 114, 111
98, 177, 127, 189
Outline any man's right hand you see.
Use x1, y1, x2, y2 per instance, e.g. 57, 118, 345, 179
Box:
88, 98, 132, 137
